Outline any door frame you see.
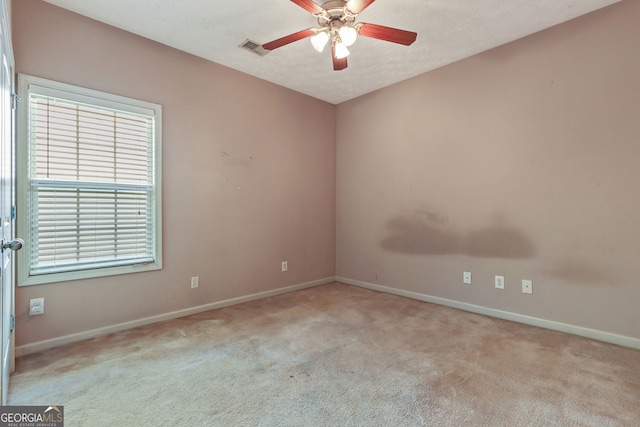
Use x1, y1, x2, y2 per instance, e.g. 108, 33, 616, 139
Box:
0, 0, 16, 405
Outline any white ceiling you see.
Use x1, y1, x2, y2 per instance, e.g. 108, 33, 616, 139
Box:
42, 0, 621, 104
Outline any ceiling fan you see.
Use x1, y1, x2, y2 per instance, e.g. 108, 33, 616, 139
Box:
261, 0, 417, 71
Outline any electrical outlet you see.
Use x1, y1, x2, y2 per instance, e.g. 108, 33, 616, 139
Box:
29, 298, 44, 316
463, 271, 472, 284
495, 275, 505, 289
522, 279, 533, 294
190, 276, 199, 289
281, 261, 288, 272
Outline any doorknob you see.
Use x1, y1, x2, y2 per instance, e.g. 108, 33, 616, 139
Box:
2, 238, 24, 251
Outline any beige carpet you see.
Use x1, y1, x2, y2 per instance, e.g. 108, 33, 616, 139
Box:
9, 282, 640, 426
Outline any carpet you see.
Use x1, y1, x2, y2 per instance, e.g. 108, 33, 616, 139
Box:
9, 282, 640, 426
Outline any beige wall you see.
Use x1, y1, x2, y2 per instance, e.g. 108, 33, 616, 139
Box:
13, 0, 336, 347
12, 0, 639, 349
337, 0, 640, 339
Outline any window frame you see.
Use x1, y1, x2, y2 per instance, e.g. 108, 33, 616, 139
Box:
17, 74, 162, 286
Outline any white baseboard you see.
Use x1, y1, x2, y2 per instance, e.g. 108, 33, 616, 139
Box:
16, 276, 336, 357
337, 276, 640, 350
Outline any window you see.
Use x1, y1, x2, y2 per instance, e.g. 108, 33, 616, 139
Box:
17, 75, 162, 285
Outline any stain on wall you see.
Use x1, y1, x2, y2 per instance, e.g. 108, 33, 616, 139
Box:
381, 215, 460, 255
544, 260, 621, 287
381, 212, 535, 259
465, 226, 536, 259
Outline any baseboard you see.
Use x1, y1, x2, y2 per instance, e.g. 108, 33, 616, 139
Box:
336, 276, 640, 350
16, 276, 336, 357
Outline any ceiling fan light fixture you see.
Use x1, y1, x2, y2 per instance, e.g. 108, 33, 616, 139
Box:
334, 42, 350, 59
338, 25, 358, 47
310, 30, 330, 52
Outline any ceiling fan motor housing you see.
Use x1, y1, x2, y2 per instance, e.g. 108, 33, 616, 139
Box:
317, 1, 357, 26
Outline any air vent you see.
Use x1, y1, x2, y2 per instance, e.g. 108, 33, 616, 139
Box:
240, 39, 268, 57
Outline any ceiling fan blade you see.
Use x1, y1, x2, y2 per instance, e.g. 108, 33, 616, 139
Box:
262, 29, 316, 51
331, 43, 348, 71
346, 0, 376, 14
358, 23, 417, 46
290, 0, 324, 15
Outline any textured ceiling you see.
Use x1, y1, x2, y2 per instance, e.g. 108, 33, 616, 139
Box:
41, 0, 621, 104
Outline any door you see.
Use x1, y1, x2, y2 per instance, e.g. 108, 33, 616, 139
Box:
0, 0, 18, 405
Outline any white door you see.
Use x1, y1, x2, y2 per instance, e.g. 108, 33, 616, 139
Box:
0, 0, 18, 405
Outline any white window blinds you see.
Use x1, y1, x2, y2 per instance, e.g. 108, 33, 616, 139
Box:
18, 75, 162, 284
